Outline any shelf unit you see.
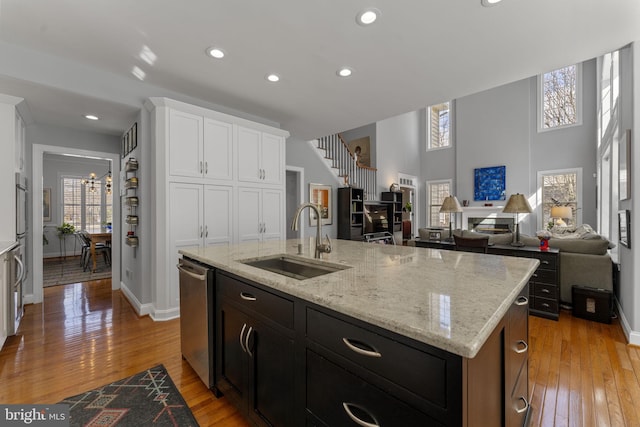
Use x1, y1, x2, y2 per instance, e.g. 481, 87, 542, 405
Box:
381, 191, 403, 243
337, 187, 365, 240
124, 158, 139, 247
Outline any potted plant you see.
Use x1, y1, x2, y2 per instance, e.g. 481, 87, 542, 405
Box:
56, 222, 76, 237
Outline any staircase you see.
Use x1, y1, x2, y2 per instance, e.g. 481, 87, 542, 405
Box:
312, 133, 377, 201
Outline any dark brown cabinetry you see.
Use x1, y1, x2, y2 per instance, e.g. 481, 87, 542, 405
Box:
216, 272, 295, 427
337, 187, 365, 240
381, 191, 403, 242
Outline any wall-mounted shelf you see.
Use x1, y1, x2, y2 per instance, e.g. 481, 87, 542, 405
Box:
125, 157, 139, 247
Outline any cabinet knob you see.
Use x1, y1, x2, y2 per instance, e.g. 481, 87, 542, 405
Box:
515, 296, 529, 306
514, 340, 528, 354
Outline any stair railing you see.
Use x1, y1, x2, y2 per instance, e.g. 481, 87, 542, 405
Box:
317, 133, 377, 200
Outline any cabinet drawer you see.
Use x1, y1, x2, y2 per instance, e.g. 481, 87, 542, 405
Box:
306, 350, 444, 427
533, 253, 557, 270
508, 361, 530, 427
507, 293, 528, 397
217, 273, 294, 329
530, 268, 556, 285
534, 282, 558, 299
532, 297, 558, 314
306, 308, 449, 409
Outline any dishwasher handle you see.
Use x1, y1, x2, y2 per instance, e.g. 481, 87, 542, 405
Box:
177, 263, 207, 281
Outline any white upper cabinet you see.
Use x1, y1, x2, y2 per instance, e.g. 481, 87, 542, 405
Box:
169, 110, 203, 179
15, 112, 25, 173
169, 110, 234, 182
237, 125, 284, 186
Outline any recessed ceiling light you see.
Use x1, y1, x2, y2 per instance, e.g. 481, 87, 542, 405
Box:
84, 114, 99, 121
266, 73, 280, 82
481, 0, 502, 6
356, 8, 380, 26
206, 47, 225, 59
337, 67, 353, 77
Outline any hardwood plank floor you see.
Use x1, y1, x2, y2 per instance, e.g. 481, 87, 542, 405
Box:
1, 279, 638, 426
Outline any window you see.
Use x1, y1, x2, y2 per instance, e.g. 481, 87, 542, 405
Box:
427, 180, 452, 227
599, 51, 619, 140
62, 176, 113, 233
538, 168, 582, 228
538, 64, 582, 131
427, 102, 452, 149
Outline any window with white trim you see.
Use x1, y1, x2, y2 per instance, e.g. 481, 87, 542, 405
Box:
427, 102, 452, 150
538, 168, 582, 229
62, 176, 113, 233
538, 64, 582, 131
427, 180, 452, 227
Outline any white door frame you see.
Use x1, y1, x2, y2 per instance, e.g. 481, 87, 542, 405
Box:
286, 165, 305, 239
398, 173, 418, 235
31, 144, 121, 304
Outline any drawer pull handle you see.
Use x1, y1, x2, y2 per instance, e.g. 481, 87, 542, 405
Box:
541, 288, 551, 294
514, 340, 528, 354
240, 292, 257, 301
532, 273, 538, 278
542, 260, 550, 265
342, 403, 379, 427
239, 324, 247, 353
245, 326, 254, 357
515, 396, 529, 414
342, 338, 382, 358
515, 296, 528, 306
542, 303, 550, 308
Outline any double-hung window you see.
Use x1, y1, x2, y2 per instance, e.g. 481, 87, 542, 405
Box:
538, 64, 582, 131
427, 180, 452, 227
427, 102, 452, 150
538, 168, 582, 228
62, 176, 113, 233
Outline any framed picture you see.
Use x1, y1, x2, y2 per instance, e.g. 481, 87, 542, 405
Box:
131, 122, 138, 152
123, 132, 130, 157
620, 129, 631, 201
474, 165, 506, 201
309, 183, 332, 226
619, 210, 630, 248
43, 188, 51, 222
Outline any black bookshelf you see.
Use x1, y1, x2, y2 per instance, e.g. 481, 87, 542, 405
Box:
337, 187, 365, 240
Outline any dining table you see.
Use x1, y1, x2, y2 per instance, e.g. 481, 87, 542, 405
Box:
88, 231, 112, 272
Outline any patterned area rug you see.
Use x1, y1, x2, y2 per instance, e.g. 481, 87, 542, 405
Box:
58, 365, 199, 427
43, 256, 111, 287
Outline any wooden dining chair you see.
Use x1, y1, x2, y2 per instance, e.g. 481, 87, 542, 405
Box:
80, 230, 111, 271
453, 235, 490, 254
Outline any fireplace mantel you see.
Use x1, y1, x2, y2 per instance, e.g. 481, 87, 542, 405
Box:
461, 206, 511, 230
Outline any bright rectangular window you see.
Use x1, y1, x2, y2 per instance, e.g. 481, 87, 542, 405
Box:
427, 102, 451, 150
538, 168, 582, 229
62, 176, 113, 233
538, 64, 582, 131
427, 180, 452, 227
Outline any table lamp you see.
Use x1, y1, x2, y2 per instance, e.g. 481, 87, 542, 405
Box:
440, 195, 463, 242
550, 206, 572, 227
503, 193, 532, 247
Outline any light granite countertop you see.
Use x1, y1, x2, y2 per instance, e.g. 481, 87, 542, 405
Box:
180, 238, 539, 358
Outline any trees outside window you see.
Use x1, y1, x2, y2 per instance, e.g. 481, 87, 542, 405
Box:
427, 102, 452, 149
62, 176, 113, 233
539, 168, 582, 228
539, 64, 582, 131
427, 180, 452, 227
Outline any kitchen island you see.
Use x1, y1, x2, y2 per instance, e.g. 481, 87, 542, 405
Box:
180, 239, 539, 427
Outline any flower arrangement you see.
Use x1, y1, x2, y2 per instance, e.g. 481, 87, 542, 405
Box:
56, 222, 76, 236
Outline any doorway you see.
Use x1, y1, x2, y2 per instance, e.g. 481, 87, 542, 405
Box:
30, 144, 121, 305
398, 174, 418, 242
286, 166, 305, 239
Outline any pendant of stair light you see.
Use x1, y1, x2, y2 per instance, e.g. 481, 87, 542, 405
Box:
481, 0, 502, 6
356, 8, 380, 26
337, 67, 353, 78
206, 47, 225, 59
266, 73, 280, 83
85, 114, 99, 121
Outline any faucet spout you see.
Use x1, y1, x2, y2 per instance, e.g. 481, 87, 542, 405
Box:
291, 202, 332, 259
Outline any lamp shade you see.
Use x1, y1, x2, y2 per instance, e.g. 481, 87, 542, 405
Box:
502, 193, 532, 214
440, 196, 463, 213
550, 206, 572, 219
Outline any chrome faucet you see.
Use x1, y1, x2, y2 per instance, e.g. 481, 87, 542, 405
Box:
291, 202, 332, 259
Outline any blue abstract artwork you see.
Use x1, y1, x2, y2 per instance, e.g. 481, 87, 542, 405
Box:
474, 165, 506, 201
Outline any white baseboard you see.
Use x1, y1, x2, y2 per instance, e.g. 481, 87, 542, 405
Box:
615, 298, 640, 346
119, 281, 179, 321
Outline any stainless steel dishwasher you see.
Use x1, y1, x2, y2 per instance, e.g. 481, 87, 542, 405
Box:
177, 257, 214, 389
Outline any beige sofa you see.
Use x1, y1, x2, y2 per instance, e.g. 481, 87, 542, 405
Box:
415, 226, 614, 305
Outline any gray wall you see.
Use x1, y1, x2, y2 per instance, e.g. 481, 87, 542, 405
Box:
341, 123, 377, 171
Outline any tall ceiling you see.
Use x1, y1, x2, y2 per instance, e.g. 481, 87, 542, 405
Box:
0, 0, 638, 139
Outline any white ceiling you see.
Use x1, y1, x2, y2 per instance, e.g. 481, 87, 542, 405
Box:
0, 0, 638, 139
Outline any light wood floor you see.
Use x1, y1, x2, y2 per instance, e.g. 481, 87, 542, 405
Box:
1, 280, 638, 426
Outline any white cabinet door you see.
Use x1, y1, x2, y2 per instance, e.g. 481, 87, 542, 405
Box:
262, 189, 284, 241
204, 185, 233, 246
237, 187, 263, 243
0, 253, 7, 348
169, 110, 203, 179
15, 112, 25, 173
237, 126, 262, 183
203, 118, 233, 182
261, 133, 284, 186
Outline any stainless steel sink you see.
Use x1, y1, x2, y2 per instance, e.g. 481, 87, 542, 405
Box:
240, 255, 350, 280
